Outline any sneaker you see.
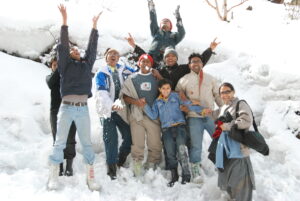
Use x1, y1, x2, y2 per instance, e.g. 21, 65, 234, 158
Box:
191, 162, 203, 184
107, 164, 117, 180
143, 162, 156, 170
47, 164, 59, 190
86, 164, 101, 191
133, 160, 142, 177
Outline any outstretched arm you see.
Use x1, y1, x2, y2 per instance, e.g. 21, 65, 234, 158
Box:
57, 4, 69, 71
125, 33, 146, 62
58, 4, 67, 26
201, 38, 221, 66
148, 0, 159, 37
174, 5, 185, 44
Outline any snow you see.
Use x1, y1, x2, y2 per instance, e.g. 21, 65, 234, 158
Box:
0, 0, 300, 200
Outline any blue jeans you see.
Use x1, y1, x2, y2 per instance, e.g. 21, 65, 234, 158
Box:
101, 112, 132, 165
49, 104, 95, 165
188, 117, 215, 163
162, 125, 187, 169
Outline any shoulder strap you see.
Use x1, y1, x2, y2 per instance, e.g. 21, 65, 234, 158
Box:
236, 100, 258, 132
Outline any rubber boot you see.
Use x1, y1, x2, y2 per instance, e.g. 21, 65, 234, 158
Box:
167, 168, 179, 187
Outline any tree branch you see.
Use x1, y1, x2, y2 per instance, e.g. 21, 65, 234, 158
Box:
228, 0, 250, 13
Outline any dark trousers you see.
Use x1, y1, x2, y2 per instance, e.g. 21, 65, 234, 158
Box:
50, 110, 76, 159
101, 112, 132, 165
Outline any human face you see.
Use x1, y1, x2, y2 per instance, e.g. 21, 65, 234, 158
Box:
159, 84, 172, 98
70, 47, 80, 61
139, 58, 152, 74
106, 50, 120, 67
165, 53, 177, 66
51, 60, 57, 72
219, 86, 235, 104
161, 19, 171, 31
189, 57, 203, 74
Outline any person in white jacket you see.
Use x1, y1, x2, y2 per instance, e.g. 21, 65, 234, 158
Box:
95, 48, 136, 180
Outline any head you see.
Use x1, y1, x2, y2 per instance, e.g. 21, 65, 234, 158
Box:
105, 48, 120, 67
160, 18, 172, 31
188, 53, 204, 74
158, 79, 173, 98
163, 47, 178, 66
49, 57, 57, 72
219, 82, 235, 104
138, 54, 154, 74
70, 46, 81, 61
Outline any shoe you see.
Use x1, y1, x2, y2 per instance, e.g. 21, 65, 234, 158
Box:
181, 174, 191, 184
64, 159, 73, 176
167, 168, 179, 187
117, 152, 129, 167
133, 160, 142, 177
143, 162, 156, 170
107, 164, 117, 180
59, 163, 64, 176
86, 164, 101, 191
47, 164, 59, 190
191, 162, 203, 184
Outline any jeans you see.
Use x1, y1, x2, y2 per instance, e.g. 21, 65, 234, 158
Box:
162, 125, 187, 170
50, 110, 76, 159
49, 104, 95, 165
188, 117, 215, 163
101, 112, 132, 165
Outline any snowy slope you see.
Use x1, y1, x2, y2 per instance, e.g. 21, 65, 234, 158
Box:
0, 0, 300, 201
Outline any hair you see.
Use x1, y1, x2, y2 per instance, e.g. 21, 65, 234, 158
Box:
188, 53, 203, 64
219, 82, 235, 94
47, 56, 57, 68
158, 78, 173, 89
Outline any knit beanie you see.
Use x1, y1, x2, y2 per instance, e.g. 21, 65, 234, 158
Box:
160, 18, 172, 30
163, 47, 178, 60
138, 54, 154, 67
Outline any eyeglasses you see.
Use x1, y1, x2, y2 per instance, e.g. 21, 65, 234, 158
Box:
190, 60, 203, 64
220, 90, 232, 95
107, 52, 119, 57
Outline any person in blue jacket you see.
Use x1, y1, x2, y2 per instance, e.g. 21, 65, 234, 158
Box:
95, 48, 137, 180
144, 79, 210, 187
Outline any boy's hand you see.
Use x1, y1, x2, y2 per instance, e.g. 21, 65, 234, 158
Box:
174, 5, 181, 21
58, 4, 67, 25
148, 0, 155, 11
210, 37, 221, 51
92, 11, 102, 29
125, 33, 136, 48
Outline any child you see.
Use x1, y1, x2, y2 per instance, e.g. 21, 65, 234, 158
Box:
144, 78, 208, 187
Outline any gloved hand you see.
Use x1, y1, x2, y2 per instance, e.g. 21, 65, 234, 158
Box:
174, 5, 181, 21
148, 0, 155, 11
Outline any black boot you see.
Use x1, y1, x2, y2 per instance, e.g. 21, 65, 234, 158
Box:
181, 174, 191, 184
167, 168, 179, 187
59, 163, 64, 176
117, 152, 129, 167
107, 164, 117, 180
64, 159, 73, 176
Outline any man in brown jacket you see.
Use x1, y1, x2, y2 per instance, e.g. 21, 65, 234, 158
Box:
176, 53, 223, 183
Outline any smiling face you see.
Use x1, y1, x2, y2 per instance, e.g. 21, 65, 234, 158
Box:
160, 19, 172, 31
164, 53, 177, 66
219, 86, 235, 104
106, 50, 120, 67
139, 58, 152, 74
189, 56, 203, 74
70, 47, 81, 61
159, 83, 172, 98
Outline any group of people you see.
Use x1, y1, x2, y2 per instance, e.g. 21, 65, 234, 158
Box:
46, 1, 256, 201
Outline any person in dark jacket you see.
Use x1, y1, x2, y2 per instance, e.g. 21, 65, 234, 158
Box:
46, 56, 76, 177
146, 0, 185, 67
126, 33, 220, 90
47, 4, 100, 191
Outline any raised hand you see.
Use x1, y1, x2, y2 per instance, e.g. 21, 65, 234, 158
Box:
210, 37, 221, 51
148, 0, 155, 11
125, 33, 136, 48
58, 4, 67, 25
174, 5, 181, 21
92, 11, 103, 29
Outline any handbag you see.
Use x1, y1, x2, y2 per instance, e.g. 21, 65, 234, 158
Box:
229, 100, 269, 156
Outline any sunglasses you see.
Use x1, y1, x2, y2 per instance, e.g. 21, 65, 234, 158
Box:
220, 90, 232, 95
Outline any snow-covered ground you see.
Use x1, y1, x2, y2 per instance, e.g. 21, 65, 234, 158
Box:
0, 0, 300, 200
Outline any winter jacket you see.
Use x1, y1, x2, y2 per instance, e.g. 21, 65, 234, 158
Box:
95, 64, 136, 118
144, 92, 204, 129
148, 9, 185, 62
46, 69, 61, 113
57, 25, 98, 98
133, 45, 213, 86
176, 70, 223, 117
212, 97, 254, 159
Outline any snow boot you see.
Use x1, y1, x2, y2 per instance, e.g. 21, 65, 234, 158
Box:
191, 162, 203, 184
181, 174, 191, 184
64, 159, 73, 176
167, 168, 179, 187
117, 152, 129, 167
107, 164, 117, 180
47, 164, 59, 190
133, 160, 142, 177
86, 164, 100, 191
59, 163, 64, 176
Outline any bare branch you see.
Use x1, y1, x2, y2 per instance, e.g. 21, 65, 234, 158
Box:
204, 0, 217, 9
227, 0, 250, 13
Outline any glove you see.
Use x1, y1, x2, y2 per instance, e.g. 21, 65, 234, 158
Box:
212, 120, 223, 139
174, 5, 181, 21
148, 0, 155, 11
